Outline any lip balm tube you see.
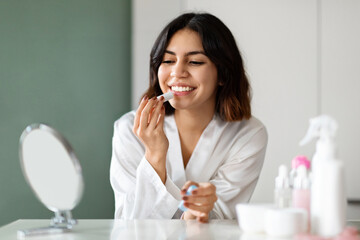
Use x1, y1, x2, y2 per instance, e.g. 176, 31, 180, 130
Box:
178, 185, 198, 212
157, 92, 174, 102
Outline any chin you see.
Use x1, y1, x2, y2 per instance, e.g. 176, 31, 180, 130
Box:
169, 102, 186, 110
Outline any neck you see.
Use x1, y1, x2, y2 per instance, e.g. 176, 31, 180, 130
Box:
174, 107, 215, 133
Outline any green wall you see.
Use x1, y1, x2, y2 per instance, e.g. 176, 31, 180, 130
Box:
0, 0, 131, 226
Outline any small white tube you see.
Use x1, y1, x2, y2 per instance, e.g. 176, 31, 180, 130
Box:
157, 92, 174, 102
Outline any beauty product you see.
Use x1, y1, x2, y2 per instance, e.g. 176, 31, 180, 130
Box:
157, 92, 174, 102
274, 165, 292, 208
178, 185, 197, 212
300, 115, 346, 237
289, 155, 310, 188
265, 208, 307, 237
236, 203, 274, 233
292, 165, 311, 232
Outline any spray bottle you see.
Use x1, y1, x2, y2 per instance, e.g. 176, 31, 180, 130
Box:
300, 115, 346, 237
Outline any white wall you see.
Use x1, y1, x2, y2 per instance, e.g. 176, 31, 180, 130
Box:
131, 0, 182, 106
321, 0, 360, 200
132, 0, 360, 202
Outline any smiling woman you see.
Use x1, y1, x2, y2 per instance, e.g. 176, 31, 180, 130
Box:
110, 12, 268, 223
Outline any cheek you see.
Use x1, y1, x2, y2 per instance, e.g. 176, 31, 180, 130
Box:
157, 66, 169, 91
157, 66, 168, 81
158, 67, 166, 83
198, 68, 218, 87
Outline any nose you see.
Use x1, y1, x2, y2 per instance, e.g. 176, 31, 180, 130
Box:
170, 62, 189, 78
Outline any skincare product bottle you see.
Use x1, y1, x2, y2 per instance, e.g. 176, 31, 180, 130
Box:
178, 185, 198, 212
265, 208, 307, 237
274, 165, 292, 208
300, 115, 346, 237
292, 165, 311, 232
289, 155, 310, 188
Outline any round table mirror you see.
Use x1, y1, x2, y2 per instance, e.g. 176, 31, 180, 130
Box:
18, 123, 84, 237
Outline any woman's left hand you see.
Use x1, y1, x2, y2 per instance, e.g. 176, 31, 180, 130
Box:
181, 181, 218, 223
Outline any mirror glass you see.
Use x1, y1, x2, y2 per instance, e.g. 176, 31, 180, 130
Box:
19, 124, 84, 212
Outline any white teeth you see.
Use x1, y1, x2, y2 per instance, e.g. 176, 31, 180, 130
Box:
171, 86, 194, 92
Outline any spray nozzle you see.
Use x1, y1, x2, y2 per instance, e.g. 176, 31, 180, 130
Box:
299, 115, 338, 146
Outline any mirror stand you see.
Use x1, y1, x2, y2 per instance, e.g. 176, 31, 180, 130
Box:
51, 210, 77, 228
17, 210, 77, 238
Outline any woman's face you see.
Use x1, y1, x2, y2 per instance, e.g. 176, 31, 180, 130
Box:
158, 28, 218, 112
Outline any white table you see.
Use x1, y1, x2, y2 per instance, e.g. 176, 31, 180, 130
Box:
0, 219, 242, 240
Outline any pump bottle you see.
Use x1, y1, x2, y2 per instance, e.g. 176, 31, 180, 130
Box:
289, 155, 310, 188
300, 115, 346, 237
274, 165, 291, 208
292, 165, 311, 232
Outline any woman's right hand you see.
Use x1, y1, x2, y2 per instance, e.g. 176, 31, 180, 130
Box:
133, 96, 168, 183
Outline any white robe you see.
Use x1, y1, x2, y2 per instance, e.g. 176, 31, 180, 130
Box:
110, 111, 268, 220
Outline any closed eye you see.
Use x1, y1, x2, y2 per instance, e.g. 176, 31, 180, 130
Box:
189, 61, 204, 65
162, 60, 175, 64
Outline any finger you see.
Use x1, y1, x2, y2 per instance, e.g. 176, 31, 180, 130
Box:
187, 208, 205, 219
148, 96, 164, 129
182, 194, 217, 205
192, 183, 216, 196
133, 96, 148, 133
184, 202, 213, 214
197, 214, 209, 223
156, 104, 166, 129
181, 181, 200, 195
139, 97, 157, 130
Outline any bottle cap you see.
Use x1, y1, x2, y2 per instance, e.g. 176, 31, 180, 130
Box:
292, 155, 311, 170
157, 91, 174, 102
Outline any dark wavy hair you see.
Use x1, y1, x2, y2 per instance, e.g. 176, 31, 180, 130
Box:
142, 12, 251, 121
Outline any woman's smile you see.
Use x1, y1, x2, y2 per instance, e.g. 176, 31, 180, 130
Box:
170, 85, 196, 96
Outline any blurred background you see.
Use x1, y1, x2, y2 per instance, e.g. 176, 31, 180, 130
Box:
0, 0, 359, 226
0, 0, 131, 226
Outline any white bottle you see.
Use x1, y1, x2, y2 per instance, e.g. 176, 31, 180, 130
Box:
274, 165, 292, 208
300, 115, 346, 237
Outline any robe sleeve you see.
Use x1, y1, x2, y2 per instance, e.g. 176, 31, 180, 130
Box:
109, 112, 182, 219
209, 125, 268, 219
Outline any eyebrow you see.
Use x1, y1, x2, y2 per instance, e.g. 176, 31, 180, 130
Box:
165, 50, 207, 57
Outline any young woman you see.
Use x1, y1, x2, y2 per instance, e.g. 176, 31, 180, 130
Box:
110, 12, 267, 223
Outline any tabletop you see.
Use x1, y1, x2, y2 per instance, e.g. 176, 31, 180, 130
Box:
2, 219, 359, 240
0, 219, 242, 240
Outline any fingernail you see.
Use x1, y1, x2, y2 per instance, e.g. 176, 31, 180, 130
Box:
182, 196, 188, 201
159, 96, 165, 101
142, 95, 148, 101
151, 96, 157, 100
192, 190, 197, 195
